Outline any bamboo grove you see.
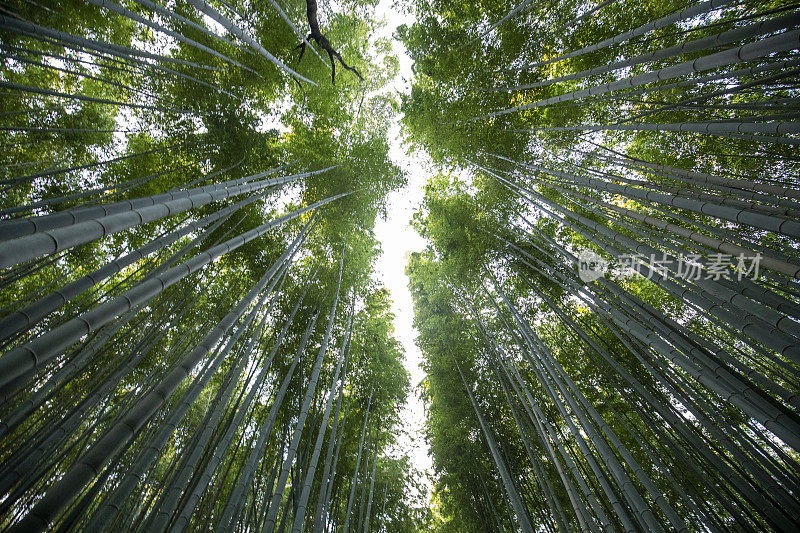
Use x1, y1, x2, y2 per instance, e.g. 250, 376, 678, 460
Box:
3, 0, 800, 531
0, 0, 430, 531
402, 0, 800, 531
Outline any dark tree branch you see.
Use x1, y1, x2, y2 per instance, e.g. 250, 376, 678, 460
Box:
298, 0, 364, 84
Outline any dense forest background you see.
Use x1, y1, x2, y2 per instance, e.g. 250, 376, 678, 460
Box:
402, 0, 800, 530
0, 0, 430, 530
1, 0, 799, 531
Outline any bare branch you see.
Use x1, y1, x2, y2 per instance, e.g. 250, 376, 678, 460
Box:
298, 0, 364, 84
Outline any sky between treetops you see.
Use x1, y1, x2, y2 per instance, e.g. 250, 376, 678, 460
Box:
369, 0, 434, 491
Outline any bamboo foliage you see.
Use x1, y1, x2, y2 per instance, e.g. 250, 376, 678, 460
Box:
0, 1, 416, 531
404, 0, 800, 530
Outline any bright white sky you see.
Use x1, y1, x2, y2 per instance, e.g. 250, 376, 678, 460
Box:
370, 0, 435, 493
